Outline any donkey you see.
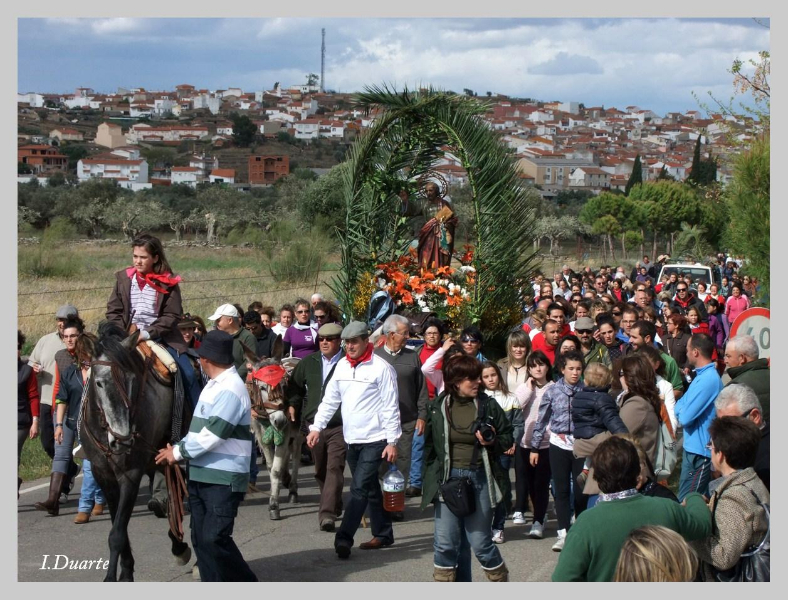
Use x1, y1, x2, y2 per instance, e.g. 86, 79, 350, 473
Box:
80, 323, 192, 581
245, 337, 304, 521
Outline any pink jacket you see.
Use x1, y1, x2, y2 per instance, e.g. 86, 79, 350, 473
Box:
515, 380, 554, 450
725, 295, 750, 324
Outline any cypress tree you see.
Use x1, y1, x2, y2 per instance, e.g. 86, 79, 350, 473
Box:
688, 135, 702, 183
625, 154, 642, 195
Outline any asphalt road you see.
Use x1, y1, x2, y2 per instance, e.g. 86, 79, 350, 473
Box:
18, 460, 561, 582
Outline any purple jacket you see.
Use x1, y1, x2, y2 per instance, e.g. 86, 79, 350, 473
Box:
283, 324, 318, 359
708, 314, 725, 349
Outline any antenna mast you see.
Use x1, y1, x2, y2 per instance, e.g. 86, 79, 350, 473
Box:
321, 28, 326, 93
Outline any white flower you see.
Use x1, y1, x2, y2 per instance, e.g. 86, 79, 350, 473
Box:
460, 265, 476, 273
442, 299, 448, 307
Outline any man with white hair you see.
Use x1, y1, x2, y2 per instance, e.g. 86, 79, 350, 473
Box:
714, 384, 769, 490
310, 293, 324, 325
373, 314, 429, 518
724, 335, 770, 421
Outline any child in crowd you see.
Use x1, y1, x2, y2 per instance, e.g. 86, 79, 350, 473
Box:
514, 351, 555, 539
481, 361, 523, 545
570, 363, 629, 488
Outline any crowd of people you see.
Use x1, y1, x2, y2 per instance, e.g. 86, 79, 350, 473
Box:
18, 238, 769, 582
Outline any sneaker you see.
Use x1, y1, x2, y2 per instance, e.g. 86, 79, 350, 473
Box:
529, 521, 544, 539
512, 511, 526, 525
492, 529, 505, 544
552, 529, 566, 552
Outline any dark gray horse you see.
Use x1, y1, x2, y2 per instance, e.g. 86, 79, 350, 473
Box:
80, 323, 192, 582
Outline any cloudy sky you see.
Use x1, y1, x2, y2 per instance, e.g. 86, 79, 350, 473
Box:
18, 18, 769, 116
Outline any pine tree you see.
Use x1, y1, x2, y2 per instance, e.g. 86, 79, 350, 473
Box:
625, 154, 642, 196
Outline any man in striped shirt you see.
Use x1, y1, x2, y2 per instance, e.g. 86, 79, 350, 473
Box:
156, 330, 257, 582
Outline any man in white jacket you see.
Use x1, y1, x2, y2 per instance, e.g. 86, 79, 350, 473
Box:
306, 321, 401, 560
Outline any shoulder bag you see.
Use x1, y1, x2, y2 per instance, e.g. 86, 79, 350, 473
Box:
713, 487, 770, 582
439, 396, 483, 518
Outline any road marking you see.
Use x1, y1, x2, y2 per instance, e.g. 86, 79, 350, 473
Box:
19, 473, 83, 495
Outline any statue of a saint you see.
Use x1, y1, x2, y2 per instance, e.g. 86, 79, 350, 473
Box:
400, 181, 459, 270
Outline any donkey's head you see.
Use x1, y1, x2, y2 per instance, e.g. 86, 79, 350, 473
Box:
245, 336, 300, 432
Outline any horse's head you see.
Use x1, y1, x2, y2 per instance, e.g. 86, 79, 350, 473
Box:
90, 326, 146, 454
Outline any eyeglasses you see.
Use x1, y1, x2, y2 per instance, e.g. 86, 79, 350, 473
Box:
461, 336, 480, 343
676, 288, 688, 292
295, 309, 310, 314
314, 313, 327, 320
612, 310, 622, 316
571, 298, 580, 303
317, 336, 339, 342
575, 329, 593, 334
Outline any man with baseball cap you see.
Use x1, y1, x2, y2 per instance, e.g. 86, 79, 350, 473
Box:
575, 316, 611, 368
306, 321, 401, 559
208, 303, 257, 381
27, 304, 81, 493
156, 330, 257, 581
287, 322, 346, 531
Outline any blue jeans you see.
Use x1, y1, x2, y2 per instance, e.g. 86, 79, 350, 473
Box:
188, 481, 257, 582
78, 459, 106, 513
335, 440, 393, 549
492, 455, 512, 531
409, 430, 425, 489
678, 450, 712, 502
433, 467, 504, 572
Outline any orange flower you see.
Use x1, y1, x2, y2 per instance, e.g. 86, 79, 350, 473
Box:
436, 265, 455, 277
420, 269, 436, 281
401, 290, 414, 305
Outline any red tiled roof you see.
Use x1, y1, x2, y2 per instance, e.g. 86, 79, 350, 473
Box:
211, 169, 235, 177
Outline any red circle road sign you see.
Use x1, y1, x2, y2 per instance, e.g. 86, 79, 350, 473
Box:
730, 307, 770, 360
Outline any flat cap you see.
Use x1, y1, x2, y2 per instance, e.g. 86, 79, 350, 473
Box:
56, 304, 79, 319
341, 321, 369, 340
574, 316, 595, 331
318, 323, 343, 337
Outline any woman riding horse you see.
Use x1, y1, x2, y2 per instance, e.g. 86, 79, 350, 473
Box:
105, 233, 199, 517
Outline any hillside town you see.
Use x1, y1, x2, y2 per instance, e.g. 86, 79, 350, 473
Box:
17, 81, 762, 196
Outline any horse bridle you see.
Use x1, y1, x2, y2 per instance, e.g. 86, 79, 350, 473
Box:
249, 370, 289, 421
82, 356, 154, 457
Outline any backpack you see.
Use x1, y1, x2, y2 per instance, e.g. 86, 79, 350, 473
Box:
653, 419, 682, 482
367, 289, 395, 332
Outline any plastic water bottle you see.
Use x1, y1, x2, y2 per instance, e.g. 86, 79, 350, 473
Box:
382, 464, 405, 512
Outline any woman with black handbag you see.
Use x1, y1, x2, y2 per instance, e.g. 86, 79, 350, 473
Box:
692, 416, 770, 581
421, 354, 513, 582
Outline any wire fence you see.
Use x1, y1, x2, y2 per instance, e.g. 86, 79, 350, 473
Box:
17, 270, 341, 319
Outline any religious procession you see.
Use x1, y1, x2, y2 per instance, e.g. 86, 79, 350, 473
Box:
17, 89, 769, 584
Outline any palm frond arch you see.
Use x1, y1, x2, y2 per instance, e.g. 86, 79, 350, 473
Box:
330, 85, 540, 335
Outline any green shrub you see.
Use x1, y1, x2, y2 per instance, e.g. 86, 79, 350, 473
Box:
18, 218, 79, 278
266, 228, 331, 284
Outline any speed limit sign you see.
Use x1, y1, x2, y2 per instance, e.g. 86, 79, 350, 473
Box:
730, 307, 770, 360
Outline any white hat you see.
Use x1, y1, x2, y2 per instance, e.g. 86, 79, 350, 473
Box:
208, 303, 240, 321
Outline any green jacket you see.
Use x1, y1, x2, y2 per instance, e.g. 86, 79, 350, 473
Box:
420, 390, 513, 511
727, 358, 770, 421
582, 340, 611, 369
231, 327, 258, 381
552, 492, 712, 582
286, 349, 344, 427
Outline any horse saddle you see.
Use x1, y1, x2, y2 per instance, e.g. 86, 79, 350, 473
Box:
135, 340, 177, 384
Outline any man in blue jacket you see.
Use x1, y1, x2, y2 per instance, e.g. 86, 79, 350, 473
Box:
675, 333, 723, 501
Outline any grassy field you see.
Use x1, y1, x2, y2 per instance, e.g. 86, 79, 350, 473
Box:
18, 241, 340, 347
18, 437, 62, 482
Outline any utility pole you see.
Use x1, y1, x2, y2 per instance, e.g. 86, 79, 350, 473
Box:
321, 28, 325, 93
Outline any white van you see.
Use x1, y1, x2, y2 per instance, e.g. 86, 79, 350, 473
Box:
657, 263, 718, 288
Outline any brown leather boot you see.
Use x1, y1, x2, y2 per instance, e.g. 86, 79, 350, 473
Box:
433, 566, 457, 582
91, 503, 105, 516
483, 562, 509, 582
74, 512, 90, 524
34, 472, 66, 516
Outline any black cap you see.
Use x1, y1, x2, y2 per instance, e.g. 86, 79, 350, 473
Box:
197, 330, 234, 365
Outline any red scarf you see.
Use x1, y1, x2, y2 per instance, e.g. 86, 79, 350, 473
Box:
127, 267, 182, 294
346, 342, 374, 368
252, 364, 287, 387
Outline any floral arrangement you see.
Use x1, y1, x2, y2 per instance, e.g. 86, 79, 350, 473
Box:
369, 247, 477, 330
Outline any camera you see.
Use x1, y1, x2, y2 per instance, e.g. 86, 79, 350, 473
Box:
472, 416, 496, 443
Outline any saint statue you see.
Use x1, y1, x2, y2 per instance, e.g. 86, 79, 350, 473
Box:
400, 180, 459, 270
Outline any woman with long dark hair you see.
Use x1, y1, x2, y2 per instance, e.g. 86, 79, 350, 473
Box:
421, 354, 513, 582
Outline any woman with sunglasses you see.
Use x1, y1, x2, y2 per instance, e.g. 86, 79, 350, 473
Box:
460, 326, 486, 362
282, 298, 319, 359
